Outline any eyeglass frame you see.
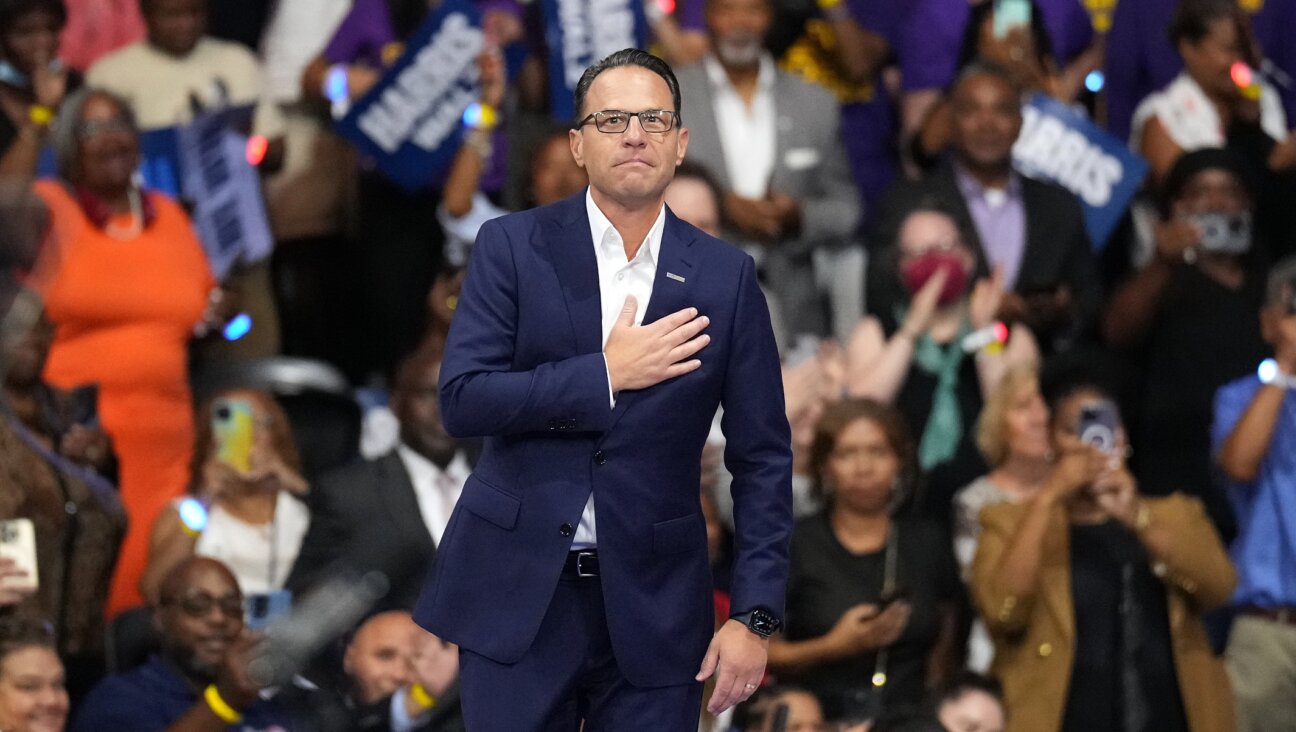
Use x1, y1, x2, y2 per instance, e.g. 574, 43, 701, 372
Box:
573, 109, 680, 134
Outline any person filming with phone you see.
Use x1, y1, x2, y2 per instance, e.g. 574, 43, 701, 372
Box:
1213, 256, 1296, 732
142, 389, 308, 616
971, 380, 1237, 732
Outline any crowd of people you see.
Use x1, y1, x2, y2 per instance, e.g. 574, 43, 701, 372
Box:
1, 0, 1295, 729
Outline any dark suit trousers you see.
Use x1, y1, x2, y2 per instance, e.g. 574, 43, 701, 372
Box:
458, 575, 703, 731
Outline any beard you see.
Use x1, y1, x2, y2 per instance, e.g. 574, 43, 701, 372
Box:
714, 32, 763, 68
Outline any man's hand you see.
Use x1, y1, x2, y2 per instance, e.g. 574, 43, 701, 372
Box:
603, 296, 709, 392
60, 424, 111, 470
215, 631, 264, 711
0, 557, 34, 607
695, 619, 768, 715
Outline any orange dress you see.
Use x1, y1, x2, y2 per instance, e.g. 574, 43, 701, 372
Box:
32, 181, 214, 616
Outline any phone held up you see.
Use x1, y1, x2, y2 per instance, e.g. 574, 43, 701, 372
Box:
212, 397, 255, 474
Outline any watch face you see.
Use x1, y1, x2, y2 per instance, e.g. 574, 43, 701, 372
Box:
751, 609, 781, 636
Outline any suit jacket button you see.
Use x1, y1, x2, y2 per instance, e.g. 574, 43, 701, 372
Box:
1037, 642, 1053, 658
559, 523, 573, 537
593, 450, 606, 465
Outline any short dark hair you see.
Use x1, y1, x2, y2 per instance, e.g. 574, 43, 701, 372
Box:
950, 59, 1023, 102
0, 0, 67, 31
571, 48, 682, 123
1167, 0, 1241, 48
672, 160, 723, 207
936, 671, 1005, 708
0, 616, 57, 671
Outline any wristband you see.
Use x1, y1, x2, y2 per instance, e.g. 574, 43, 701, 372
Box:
961, 321, 1009, 354
462, 101, 499, 131
1258, 358, 1296, 388
177, 497, 208, 537
204, 684, 243, 724
323, 64, 349, 103
410, 682, 436, 709
28, 105, 55, 127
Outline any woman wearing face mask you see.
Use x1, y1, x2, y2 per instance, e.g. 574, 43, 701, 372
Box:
971, 382, 1236, 732
0, 618, 68, 732
846, 205, 1038, 525
1103, 149, 1269, 541
0, 0, 76, 177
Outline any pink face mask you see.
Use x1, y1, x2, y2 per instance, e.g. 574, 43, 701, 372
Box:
900, 252, 968, 306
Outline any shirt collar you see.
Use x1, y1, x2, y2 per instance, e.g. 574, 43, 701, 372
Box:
702, 53, 776, 94
396, 443, 469, 485
953, 162, 1022, 203
585, 187, 665, 266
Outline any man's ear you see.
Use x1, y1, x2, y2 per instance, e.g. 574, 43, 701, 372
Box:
675, 126, 690, 166
569, 129, 586, 169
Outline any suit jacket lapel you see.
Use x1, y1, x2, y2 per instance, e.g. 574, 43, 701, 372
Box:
606, 210, 698, 433
378, 452, 436, 552
541, 192, 603, 356
935, 164, 991, 279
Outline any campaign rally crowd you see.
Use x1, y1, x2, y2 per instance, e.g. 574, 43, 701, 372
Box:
1, 0, 1296, 729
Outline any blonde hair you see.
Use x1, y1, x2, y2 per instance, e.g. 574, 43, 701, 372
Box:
975, 366, 1040, 468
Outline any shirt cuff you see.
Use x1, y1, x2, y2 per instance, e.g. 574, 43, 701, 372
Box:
603, 353, 616, 408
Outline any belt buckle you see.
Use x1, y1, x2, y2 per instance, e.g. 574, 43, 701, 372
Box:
575, 550, 598, 577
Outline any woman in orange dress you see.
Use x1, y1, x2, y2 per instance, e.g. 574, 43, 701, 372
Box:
30, 88, 217, 616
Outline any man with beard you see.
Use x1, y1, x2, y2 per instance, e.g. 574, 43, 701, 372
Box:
866, 62, 1101, 357
286, 350, 472, 612
673, 0, 860, 346
71, 557, 295, 730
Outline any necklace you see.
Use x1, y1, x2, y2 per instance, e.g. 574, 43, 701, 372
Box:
104, 188, 144, 240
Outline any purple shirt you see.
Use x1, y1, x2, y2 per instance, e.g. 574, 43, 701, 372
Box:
954, 165, 1026, 288
898, 0, 1095, 92
323, 0, 398, 68
841, 0, 904, 215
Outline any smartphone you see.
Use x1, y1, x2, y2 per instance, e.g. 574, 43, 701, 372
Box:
994, 0, 1033, 38
212, 397, 255, 474
245, 589, 293, 631
1076, 400, 1119, 454
67, 383, 99, 427
0, 519, 38, 592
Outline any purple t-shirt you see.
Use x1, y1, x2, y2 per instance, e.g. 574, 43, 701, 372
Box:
323, 0, 398, 68
898, 0, 1095, 92
840, 0, 904, 214
676, 0, 704, 31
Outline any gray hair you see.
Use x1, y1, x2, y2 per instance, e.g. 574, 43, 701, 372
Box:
50, 87, 138, 182
1266, 256, 1296, 307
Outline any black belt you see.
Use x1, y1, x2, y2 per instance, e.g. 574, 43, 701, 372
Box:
561, 549, 600, 578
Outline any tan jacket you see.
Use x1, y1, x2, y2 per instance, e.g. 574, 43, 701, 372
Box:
971, 494, 1237, 732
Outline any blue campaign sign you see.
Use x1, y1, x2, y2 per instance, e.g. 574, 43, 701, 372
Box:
543, 0, 649, 122
334, 0, 484, 193
1012, 93, 1149, 250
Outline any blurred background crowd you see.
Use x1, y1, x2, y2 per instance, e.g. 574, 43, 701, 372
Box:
1, 0, 1296, 729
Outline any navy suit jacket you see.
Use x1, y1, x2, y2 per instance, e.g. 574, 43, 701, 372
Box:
413, 191, 793, 688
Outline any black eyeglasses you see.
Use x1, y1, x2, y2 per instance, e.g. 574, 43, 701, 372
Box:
162, 592, 245, 620
575, 109, 678, 134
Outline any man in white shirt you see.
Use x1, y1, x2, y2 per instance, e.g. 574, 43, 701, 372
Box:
286, 350, 472, 611
673, 0, 860, 344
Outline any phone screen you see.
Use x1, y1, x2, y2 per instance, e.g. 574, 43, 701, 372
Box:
0, 519, 39, 591
994, 0, 1033, 38
212, 398, 255, 473
1076, 401, 1119, 454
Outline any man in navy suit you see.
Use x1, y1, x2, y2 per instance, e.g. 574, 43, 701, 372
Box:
413, 49, 793, 729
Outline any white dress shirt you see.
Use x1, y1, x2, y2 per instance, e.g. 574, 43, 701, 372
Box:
574, 189, 666, 548
704, 53, 777, 200
397, 444, 471, 546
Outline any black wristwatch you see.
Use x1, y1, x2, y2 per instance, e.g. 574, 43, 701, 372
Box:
731, 608, 782, 638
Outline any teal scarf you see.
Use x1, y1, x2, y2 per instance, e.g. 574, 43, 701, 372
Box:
897, 307, 971, 470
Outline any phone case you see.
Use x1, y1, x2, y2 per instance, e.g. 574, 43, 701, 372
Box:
213, 399, 255, 474
0, 519, 39, 591
994, 0, 1033, 38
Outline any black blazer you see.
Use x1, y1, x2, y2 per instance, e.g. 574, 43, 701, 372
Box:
285, 451, 437, 612
866, 162, 1103, 350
